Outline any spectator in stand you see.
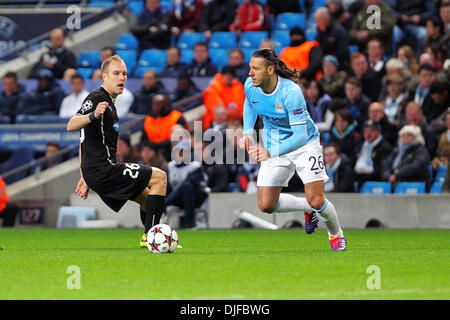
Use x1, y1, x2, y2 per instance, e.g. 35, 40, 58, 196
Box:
117, 134, 140, 163
382, 74, 408, 126
319, 55, 347, 99
424, 16, 445, 49
406, 64, 436, 108
160, 46, 188, 78
228, 48, 250, 84
141, 94, 187, 161
267, 0, 300, 17
349, 0, 396, 55
17, 69, 66, 115
29, 28, 77, 80
344, 76, 372, 132
203, 66, 245, 130
91, 47, 115, 80
378, 58, 413, 101
350, 52, 382, 102
326, 0, 352, 30
353, 120, 393, 187
279, 26, 322, 81
439, 1, 450, 52
403, 101, 439, 159
59, 74, 89, 118
130, 0, 172, 50
314, 7, 350, 71
166, 140, 208, 228
392, 0, 436, 57
427, 81, 450, 133
0, 175, 19, 227
424, 42, 449, 75
229, 0, 265, 35
367, 38, 386, 80
0, 71, 25, 124
185, 42, 218, 77
130, 70, 168, 115
389, 125, 430, 186
198, 0, 237, 40
210, 105, 228, 135
138, 141, 168, 172
367, 102, 399, 147
42, 141, 64, 170
171, 0, 205, 38
323, 143, 355, 192
329, 108, 363, 159
169, 72, 202, 111
431, 110, 450, 169
397, 45, 420, 76
305, 79, 332, 132
259, 39, 275, 50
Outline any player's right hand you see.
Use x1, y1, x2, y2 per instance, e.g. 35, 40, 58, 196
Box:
75, 177, 89, 199
238, 134, 254, 152
94, 101, 109, 119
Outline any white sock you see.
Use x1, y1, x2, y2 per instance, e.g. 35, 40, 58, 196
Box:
312, 199, 343, 239
274, 193, 313, 213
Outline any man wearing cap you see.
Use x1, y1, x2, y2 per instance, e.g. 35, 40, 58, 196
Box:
367, 102, 399, 147
319, 55, 347, 98
280, 26, 322, 80
17, 69, 66, 115
353, 119, 394, 187
315, 7, 350, 71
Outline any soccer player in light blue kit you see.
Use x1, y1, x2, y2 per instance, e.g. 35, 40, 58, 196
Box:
238, 48, 346, 251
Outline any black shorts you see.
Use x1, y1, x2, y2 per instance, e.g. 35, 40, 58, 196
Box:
82, 162, 153, 213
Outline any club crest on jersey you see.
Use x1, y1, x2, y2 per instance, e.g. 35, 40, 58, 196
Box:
275, 102, 284, 113
81, 100, 93, 113
113, 120, 119, 132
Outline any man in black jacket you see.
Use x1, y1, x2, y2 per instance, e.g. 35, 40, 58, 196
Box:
353, 120, 394, 187
29, 28, 77, 79
130, 70, 168, 115
185, 42, 218, 77
199, 0, 237, 40
323, 143, 355, 192
0, 71, 25, 123
130, 0, 172, 50
160, 46, 188, 78
367, 102, 398, 147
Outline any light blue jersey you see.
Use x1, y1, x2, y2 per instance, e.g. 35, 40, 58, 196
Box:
243, 76, 320, 157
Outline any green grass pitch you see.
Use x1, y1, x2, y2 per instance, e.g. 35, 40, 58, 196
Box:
0, 229, 449, 299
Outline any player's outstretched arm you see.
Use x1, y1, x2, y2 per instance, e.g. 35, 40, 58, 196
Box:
66, 101, 109, 131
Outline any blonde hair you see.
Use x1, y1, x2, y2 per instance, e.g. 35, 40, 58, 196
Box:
101, 55, 125, 74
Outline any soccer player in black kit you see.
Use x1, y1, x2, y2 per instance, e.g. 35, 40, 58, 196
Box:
67, 55, 167, 248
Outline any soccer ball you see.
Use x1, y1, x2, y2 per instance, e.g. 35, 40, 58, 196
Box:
146, 224, 178, 254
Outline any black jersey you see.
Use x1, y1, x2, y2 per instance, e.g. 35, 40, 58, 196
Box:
77, 87, 119, 168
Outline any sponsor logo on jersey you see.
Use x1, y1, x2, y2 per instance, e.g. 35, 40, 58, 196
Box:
81, 100, 93, 113
293, 108, 303, 115
260, 114, 288, 122
113, 120, 119, 132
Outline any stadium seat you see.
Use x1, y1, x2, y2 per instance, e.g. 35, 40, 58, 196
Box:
0, 147, 34, 184
209, 49, 229, 70
160, 0, 173, 11
77, 67, 94, 79
134, 66, 164, 77
127, 0, 144, 17
430, 181, 443, 194
349, 45, 359, 55
209, 32, 237, 49
360, 181, 391, 194
312, 0, 327, 10
116, 50, 137, 74
180, 49, 194, 64
115, 33, 139, 51
394, 182, 426, 195
137, 49, 166, 71
242, 48, 255, 64
239, 31, 268, 49
87, 0, 115, 8
271, 31, 290, 50
77, 51, 101, 68
0, 116, 10, 124
306, 27, 317, 41
15, 115, 67, 124
56, 206, 97, 229
275, 13, 305, 31
177, 32, 206, 50
435, 166, 447, 182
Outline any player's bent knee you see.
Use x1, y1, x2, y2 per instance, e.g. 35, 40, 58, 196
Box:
258, 200, 277, 214
307, 194, 325, 211
149, 168, 167, 187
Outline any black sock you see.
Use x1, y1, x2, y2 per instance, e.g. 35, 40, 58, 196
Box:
144, 195, 165, 234
140, 210, 146, 228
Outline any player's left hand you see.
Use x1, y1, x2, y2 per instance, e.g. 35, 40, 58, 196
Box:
75, 177, 89, 199
248, 145, 270, 162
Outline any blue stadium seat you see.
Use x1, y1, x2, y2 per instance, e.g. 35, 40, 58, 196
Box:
87, 0, 115, 8
275, 13, 305, 31
209, 32, 237, 49
180, 49, 194, 64
56, 206, 97, 229
77, 68, 94, 79
137, 49, 166, 70
272, 31, 290, 50
242, 48, 255, 64
394, 182, 426, 195
134, 66, 164, 78
312, 0, 327, 10
349, 45, 359, 55
430, 181, 443, 194
209, 49, 229, 70
306, 27, 317, 41
116, 50, 137, 74
77, 51, 101, 68
239, 31, 268, 49
0, 147, 34, 184
360, 181, 391, 194
435, 166, 447, 182
322, 132, 330, 145
116, 33, 139, 51
161, 0, 173, 11
127, 0, 144, 17
177, 32, 206, 50
0, 116, 10, 124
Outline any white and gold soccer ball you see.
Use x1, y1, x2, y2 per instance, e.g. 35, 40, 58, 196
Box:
146, 224, 178, 254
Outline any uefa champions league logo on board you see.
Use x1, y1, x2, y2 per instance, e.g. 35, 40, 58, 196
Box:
0, 16, 17, 40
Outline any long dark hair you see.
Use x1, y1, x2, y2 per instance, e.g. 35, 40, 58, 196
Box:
251, 48, 301, 83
